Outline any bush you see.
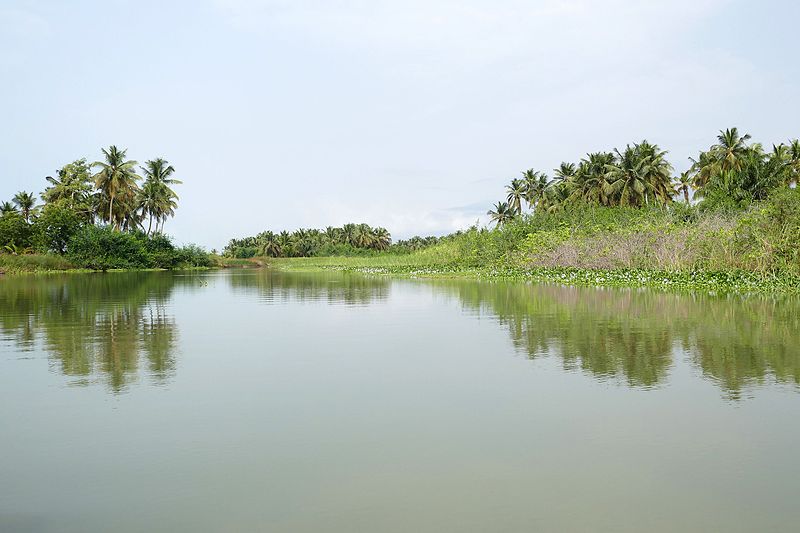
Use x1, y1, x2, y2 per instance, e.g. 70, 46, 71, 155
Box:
32, 201, 84, 253
66, 226, 212, 270
175, 244, 213, 267
0, 213, 33, 251
67, 225, 150, 270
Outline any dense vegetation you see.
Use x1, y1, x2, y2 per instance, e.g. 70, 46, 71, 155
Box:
275, 128, 800, 292
488, 128, 799, 223
223, 223, 452, 258
0, 146, 210, 272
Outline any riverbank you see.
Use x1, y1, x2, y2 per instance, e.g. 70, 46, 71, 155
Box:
269, 256, 800, 294
0, 253, 258, 275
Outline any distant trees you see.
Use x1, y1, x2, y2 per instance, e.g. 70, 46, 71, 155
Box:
224, 223, 394, 258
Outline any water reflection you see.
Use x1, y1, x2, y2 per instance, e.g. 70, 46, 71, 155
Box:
2, 270, 799, 398
444, 281, 800, 398
0, 272, 193, 392
227, 269, 390, 305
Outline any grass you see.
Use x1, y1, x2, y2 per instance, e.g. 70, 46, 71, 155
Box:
0, 254, 78, 274
267, 198, 800, 295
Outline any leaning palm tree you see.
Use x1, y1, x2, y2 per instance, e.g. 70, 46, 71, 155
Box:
92, 146, 140, 230
12, 191, 36, 222
505, 178, 526, 214
487, 201, 515, 226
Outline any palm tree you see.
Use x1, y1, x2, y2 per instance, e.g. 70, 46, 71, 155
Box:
567, 152, 615, 206
12, 191, 36, 222
714, 127, 751, 172
606, 145, 651, 207
1, 201, 18, 216
487, 201, 515, 226
342, 223, 358, 246
635, 140, 674, 205
258, 231, 282, 257
137, 180, 162, 235
371, 227, 391, 250
522, 169, 549, 211
92, 146, 140, 230
140, 158, 181, 234
675, 171, 692, 204
505, 178, 525, 214
787, 139, 800, 187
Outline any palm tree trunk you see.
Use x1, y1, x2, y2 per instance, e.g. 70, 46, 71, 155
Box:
683, 188, 690, 204
109, 196, 115, 230
147, 214, 153, 236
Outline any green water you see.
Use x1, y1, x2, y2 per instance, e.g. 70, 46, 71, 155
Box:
1, 269, 799, 532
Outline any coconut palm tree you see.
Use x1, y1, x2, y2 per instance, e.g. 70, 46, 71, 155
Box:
12, 191, 36, 222
487, 201, 515, 226
522, 169, 549, 211
635, 140, 674, 205
675, 171, 692, 204
92, 146, 140, 230
714, 127, 751, 172
137, 180, 162, 235
258, 231, 282, 257
606, 145, 651, 207
786, 139, 800, 187
140, 158, 181, 233
1, 201, 18, 216
371, 227, 391, 250
505, 178, 526, 214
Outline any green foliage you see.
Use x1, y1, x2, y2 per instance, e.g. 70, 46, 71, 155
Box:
67, 225, 150, 270
66, 226, 210, 270
0, 212, 33, 250
32, 200, 84, 253
0, 253, 75, 273
224, 223, 394, 258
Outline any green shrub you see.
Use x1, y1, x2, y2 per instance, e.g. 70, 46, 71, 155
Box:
32, 201, 84, 253
67, 225, 149, 270
0, 213, 33, 250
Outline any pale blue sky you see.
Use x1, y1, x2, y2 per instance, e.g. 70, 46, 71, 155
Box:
2, 0, 798, 248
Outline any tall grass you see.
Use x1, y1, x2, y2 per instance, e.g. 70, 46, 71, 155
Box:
272, 188, 800, 280
0, 254, 76, 273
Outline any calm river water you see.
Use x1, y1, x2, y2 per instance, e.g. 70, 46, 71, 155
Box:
1, 269, 799, 532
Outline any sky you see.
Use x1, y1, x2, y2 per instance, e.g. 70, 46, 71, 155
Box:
1, 0, 799, 249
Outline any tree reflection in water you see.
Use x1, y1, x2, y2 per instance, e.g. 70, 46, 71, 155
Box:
446, 280, 800, 399
0, 272, 191, 392
2, 270, 798, 399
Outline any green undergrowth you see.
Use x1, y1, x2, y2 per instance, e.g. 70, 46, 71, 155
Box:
272, 257, 800, 295
0, 254, 78, 274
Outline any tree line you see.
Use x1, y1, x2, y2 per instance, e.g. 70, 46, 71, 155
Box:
1, 146, 207, 269
224, 224, 453, 258
225, 223, 392, 258
488, 128, 800, 225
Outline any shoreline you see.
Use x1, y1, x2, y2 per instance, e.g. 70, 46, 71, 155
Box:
269, 258, 800, 296
4, 254, 800, 295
